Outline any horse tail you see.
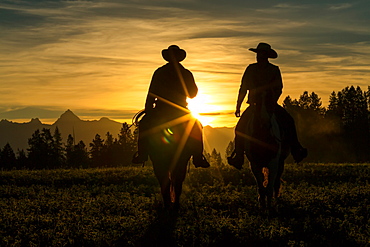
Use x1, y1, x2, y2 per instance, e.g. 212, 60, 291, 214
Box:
262, 167, 269, 188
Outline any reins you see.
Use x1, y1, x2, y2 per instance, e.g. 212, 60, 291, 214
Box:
132, 109, 146, 128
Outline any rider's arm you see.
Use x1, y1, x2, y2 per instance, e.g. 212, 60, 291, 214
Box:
144, 92, 156, 113
184, 70, 198, 99
271, 67, 283, 103
145, 70, 160, 112
236, 67, 250, 117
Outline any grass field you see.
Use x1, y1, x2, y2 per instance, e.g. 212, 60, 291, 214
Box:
0, 163, 369, 246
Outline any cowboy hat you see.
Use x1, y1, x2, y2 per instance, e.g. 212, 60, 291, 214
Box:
249, 43, 278, 59
162, 45, 186, 62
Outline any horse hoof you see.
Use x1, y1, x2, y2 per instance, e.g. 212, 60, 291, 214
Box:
227, 156, 243, 170
193, 155, 210, 168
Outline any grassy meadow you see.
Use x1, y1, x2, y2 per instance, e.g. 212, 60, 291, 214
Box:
0, 163, 369, 246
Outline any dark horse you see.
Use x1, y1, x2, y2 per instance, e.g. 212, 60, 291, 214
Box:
234, 92, 292, 210
135, 109, 201, 210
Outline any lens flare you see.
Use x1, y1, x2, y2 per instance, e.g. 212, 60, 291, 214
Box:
187, 92, 221, 126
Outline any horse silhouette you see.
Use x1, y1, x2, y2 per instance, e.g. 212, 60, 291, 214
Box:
234, 92, 291, 210
135, 109, 200, 210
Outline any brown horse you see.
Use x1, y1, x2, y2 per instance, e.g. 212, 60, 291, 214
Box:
136, 109, 201, 210
234, 92, 292, 210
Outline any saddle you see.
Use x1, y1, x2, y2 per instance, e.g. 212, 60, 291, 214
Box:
242, 105, 281, 165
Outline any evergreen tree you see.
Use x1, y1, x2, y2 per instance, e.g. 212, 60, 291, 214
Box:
117, 123, 137, 166
328, 91, 339, 113
27, 129, 45, 169
225, 140, 235, 159
65, 134, 74, 164
284, 86, 370, 162
27, 128, 64, 169
52, 127, 65, 168
340, 86, 370, 161
102, 132, 115, 167
16, 149, 28, 169
0, 143, 16, 170
75, 140, 90, 168
66, 134, 90, 168
89, 134, 104, 167
210, 148, 223, 166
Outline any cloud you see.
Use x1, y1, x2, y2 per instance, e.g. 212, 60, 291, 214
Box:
1, 0, 370, 126
329, 3, 352, 10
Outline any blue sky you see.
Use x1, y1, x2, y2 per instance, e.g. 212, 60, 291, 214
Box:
1, 0, 370, 126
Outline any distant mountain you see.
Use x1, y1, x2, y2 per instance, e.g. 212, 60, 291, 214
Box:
0, 110, 235, 157
0, 118, 49, 152
203, 126, 234, 158
0, 110, 123, 152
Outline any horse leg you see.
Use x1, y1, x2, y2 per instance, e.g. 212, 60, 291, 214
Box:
265, 166, 278, 210
250, 163, 267, 209
273, 160, 285, 199
171, 160, 188, 211
153, 163, 172, 209
160, 174, 172, 210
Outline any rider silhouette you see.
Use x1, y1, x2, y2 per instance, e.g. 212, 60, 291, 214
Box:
228, 43, 307, 169
132, 45, 210, 168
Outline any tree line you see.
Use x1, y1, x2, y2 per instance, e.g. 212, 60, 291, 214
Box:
283, 85, 370, 162
223, 85, 370, 163
0, 123, 137, 170
1, 85, 369, 169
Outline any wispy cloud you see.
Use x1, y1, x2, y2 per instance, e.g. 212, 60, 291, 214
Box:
1, 0, 370, 126
329, 3, 352, 10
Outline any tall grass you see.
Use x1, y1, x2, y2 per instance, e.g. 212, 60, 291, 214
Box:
0, 163, 369, 246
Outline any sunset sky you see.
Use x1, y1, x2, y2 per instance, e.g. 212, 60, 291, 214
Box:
1, 0, 370, 127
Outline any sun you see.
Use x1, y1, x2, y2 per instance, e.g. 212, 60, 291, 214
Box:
187, 93, 219, 126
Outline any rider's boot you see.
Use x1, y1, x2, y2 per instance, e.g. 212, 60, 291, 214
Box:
291, 144, 307, 163
227, 135, 244, 170
193, 154, 210, 168
227, 151, 244, 170
132, 151, 148, 164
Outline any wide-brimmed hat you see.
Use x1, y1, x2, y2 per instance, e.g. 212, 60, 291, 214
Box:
162, 45, 186, 62
249, 43, 278, 59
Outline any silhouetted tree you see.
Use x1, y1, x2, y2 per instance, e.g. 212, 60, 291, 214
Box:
297, 91, 325, 114
225, 140, 234, 159
117, 123, 137, 166
0, 143, 16, 170
283, 86, 370, 162
85, 123, 137, 168
208, 148, 223, 166
89, 134, 104, 167
66, 134, 89, 168
101, 132, 115, 167
27, 128, 66, 169
339, 86, 369, 161
16, 149, 28, 169
28, 129, 49, 169
52, 127, 65, 168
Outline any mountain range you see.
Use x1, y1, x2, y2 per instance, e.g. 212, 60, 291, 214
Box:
0, 110, 234, 157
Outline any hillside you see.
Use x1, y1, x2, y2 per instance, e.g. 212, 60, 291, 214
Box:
203, 125, 234, 157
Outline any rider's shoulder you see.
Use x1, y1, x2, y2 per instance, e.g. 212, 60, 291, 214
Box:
248, 63, 258, 67
246, 63, 258, 71
268, 62, 279, 69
